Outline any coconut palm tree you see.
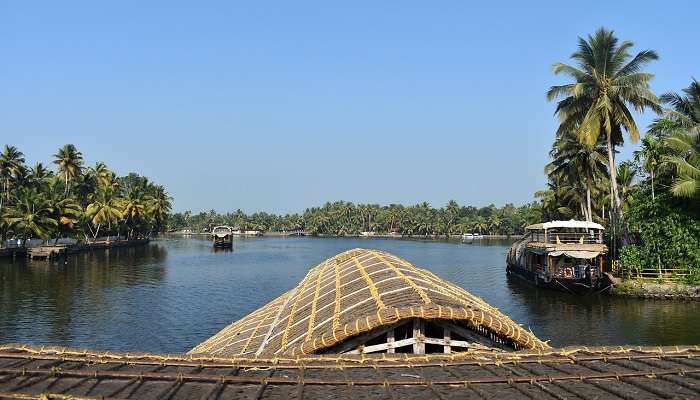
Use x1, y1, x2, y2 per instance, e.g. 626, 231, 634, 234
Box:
652, 79, 700, 134
617, 161, 637, 213
90, 162, 117, 188
633, 133, 664, 200
664, 131, 699, 199
546, 132, 608, 221
44, 181, 82, 240
3, 187, 58, 241
0, 145, 26, 209
85, 187, 123, 239
119, 187, 149, 238
53, 144, 84, 195
547, 28, 661, 219
148, 185, 173, 233
649, 80, 700, 199
27, 162, 52, 188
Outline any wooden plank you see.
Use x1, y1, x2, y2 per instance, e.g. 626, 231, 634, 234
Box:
444, 328, 451, 354
332, 321, 405, 354
387, 327, 395, 354
413, 319, 424, 354
346, 338, 416, 354
432, 320, 503, 350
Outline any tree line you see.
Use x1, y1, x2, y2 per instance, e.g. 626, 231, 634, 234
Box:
542, 27, 699, 276
167, 201, 543, 237
0, 144, 172, 243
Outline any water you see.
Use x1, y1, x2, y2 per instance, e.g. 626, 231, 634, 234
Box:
2, 236, 699, 353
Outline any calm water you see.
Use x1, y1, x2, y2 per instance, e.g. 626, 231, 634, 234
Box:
2, 236, 699, 353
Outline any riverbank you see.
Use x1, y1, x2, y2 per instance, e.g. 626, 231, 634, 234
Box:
0, 239, 150, 259
169, 231, 521, 240
610, 279, 700, 300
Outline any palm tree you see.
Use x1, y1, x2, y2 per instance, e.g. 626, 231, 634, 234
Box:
148, 185, 173, 233
546, 132, 608, 221
650, 79, 700, 199
53, 144, 84, 195
85, 187, 123, 239
0, 145, 26, 209
633, 133, 663, 200
664, 131, 699, 199
652, 79, 700, 134
616, 161, 636, 213
3, 188, 58, 241
91, 162, 116, 188
27, 162, 51, 187
44, 181, 82, 240
119, 187, 148, 238
547, 28, 660, 219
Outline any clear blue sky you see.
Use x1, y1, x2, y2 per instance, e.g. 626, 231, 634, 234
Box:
2, 1, 698, 214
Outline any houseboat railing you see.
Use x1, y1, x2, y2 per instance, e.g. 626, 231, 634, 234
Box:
528, 232, 603, 244
612, 260, 693, 283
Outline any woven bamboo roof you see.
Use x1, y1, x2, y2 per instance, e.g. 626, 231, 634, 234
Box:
2, 344, 700, 399
189, 248, 548, 357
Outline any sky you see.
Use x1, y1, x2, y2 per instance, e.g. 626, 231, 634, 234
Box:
1, 1, 698, 214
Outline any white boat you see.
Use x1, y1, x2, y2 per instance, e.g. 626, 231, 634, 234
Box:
461, 233, 483, 241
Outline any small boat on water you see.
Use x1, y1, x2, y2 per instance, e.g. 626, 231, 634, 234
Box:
506, 220, 607, 294
211, 226, 234, 248
461, 233, 483, 241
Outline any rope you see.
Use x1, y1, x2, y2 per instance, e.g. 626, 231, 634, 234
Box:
352, 256, 386, 310
371, 251, 431, 305
280, 267, 316, 352
306, 261, 331, 340
332, 258, 342, 333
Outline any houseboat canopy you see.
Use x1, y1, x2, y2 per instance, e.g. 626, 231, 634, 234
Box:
189, 248, 547, 357
211, 226, 234, 237
525, 220, 604, 231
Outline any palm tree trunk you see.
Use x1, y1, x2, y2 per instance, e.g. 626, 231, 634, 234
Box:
605, 133, 623, 218
651, 170, 655, 201
586, 176, 593, 222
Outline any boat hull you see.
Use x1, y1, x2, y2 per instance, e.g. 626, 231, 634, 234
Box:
506, 264, 600, 294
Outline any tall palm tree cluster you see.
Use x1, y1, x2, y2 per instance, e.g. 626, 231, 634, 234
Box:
0, 144, 172, 243
543, 28, 699, 273
543, 28, 699, 226
167, 201, 543, 237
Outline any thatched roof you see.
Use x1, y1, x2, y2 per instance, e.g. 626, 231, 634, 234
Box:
2, 344, 700, 399
190, 248, 548, 357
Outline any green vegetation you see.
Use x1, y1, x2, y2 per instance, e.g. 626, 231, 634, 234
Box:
543, 28, 699, 282
0, 144, 172, 244
167, 201, 543, 237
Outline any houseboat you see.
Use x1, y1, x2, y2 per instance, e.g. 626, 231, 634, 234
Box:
506, 220, 607, 294
211, 226, 234, 248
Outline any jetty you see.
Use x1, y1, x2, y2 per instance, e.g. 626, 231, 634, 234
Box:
1, 239, 150, 260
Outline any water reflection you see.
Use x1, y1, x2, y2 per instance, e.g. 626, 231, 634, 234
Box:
1, 236, 700, 354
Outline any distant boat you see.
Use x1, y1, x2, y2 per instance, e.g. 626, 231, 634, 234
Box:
461, 233, 483, 241
360, 231, 377, 237
211, 226, 234, 248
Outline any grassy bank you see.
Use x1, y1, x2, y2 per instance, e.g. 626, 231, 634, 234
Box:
611, 280, 700, 300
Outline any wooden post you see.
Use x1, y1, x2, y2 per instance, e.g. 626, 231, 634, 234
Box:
387, 328, 395, 354
444, 328, 451, 354
413, 319, 424, 354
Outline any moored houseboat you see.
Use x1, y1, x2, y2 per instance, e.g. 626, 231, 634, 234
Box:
211, 226, 234, 248
506, 220, 607, 294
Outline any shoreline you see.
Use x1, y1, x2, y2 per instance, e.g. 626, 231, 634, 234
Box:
610, 279, 700, 300
166, 231, 521, 240
0, 239, 151, 259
